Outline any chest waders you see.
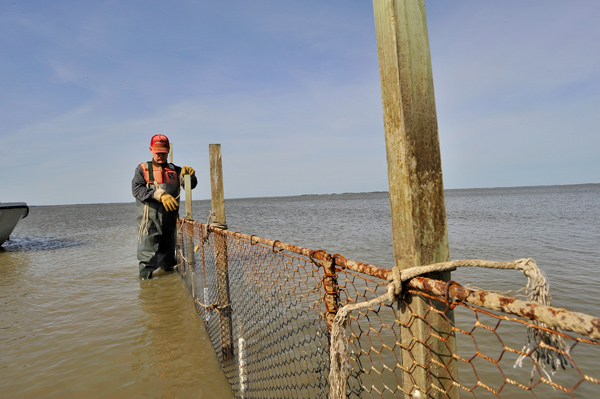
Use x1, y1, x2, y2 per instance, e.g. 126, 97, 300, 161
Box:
136, 162, 180, 279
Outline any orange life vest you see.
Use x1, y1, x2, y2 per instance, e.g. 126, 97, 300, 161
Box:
141, 162, 179, 185
140, 162, 180, 198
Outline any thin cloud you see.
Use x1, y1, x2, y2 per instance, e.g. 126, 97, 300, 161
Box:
1, 1, 598, 205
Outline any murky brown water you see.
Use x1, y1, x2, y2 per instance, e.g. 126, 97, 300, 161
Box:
2, 185, 599, 398
0, 203, 233, 398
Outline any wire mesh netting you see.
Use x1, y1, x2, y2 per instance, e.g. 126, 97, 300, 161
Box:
177, 221, 330, 398
176, 219, 600, 398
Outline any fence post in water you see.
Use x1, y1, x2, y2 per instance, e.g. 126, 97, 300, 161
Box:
184, 174, 195, 277
184, 174, 193, 220
209, 143, 234, 361
373, 1, 457, 397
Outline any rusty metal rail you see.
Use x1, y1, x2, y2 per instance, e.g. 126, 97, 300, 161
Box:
204, 223, 600, 341
408, 277, 600, 341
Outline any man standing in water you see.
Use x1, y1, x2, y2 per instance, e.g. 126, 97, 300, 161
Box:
132, 134, 198, 279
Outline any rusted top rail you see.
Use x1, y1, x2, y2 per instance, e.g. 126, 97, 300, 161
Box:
409, 277, 600, 341
198, 220, 390, 280
193, 220, 600, 341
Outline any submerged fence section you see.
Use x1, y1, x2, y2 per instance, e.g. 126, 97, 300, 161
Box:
176, 219, 600, 398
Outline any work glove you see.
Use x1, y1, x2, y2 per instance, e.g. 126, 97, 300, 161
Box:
160, 193, 179, 212
181, 166, 195, 176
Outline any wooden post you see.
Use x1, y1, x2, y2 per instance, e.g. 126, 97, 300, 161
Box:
209, 144, 234, 360
184, 174, 193, 220
169, 143, 173, 164
184, 174, 195, 276
372, 1, 457, 398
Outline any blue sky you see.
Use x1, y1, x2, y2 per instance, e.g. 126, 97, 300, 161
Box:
1, 1, 598, 205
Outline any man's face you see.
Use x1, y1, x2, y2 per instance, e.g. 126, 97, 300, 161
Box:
152, 152, 168, 164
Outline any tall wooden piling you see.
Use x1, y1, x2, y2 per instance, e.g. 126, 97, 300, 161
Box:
183, 174, 195, 277
209, 144, 234, 360
372, 0, 457, 397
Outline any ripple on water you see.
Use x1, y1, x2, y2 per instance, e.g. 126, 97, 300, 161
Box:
1, 236, 86, 252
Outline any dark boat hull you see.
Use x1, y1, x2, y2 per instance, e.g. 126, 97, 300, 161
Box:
0, 202, 29, 245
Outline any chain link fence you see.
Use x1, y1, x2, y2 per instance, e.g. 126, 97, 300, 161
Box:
176, 219, 600, 398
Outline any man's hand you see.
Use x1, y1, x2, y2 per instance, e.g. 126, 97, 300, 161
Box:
160, 193, 178, 211
181, 166, 195, 176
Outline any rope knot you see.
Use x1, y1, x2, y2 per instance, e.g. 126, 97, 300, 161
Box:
386, 266, 403, 296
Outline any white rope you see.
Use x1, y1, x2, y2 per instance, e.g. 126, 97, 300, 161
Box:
138, 181, 159, 243
138, 203, 150, 243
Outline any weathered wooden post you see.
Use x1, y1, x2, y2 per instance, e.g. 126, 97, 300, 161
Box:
372, 0, 458, 397
184, 174, 193, 220
184, 174, 195, 277
209, 143, 234, 360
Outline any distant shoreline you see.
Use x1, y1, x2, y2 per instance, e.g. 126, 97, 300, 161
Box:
25, 182, 600, 207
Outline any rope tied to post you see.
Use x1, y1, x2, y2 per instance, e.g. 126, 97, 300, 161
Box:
328, 258, 571, 399
202, 211, 228, 242
194, 297, 231, 314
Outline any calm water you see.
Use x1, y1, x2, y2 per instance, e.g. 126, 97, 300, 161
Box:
1, 184, 598, 398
